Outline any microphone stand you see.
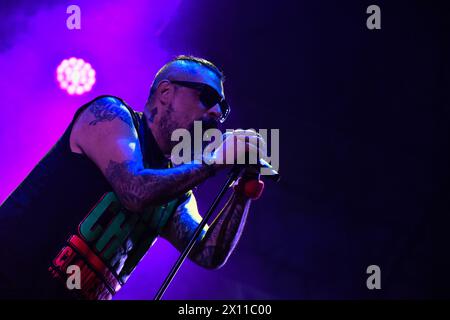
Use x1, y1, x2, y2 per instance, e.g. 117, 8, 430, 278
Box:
154, 166, 242, 300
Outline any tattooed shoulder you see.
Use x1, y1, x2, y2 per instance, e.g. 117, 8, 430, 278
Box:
88, 97, 133, 127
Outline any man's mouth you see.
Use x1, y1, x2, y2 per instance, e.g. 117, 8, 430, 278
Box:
201, 118, 219, 131
183, 118, 221, 153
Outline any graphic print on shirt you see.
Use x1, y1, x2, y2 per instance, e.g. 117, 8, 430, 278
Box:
49, 191, 179, 299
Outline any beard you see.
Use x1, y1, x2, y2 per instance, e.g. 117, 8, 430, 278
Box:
184, 116, 219, 136
184, 116, 221, 159
163, 110, 221, 159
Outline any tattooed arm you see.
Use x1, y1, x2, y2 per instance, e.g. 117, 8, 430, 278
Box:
160, 191, 252, 269
71, 96, 216, 212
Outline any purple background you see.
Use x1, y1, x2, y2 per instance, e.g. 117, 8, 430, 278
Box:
1, 0, 450, 299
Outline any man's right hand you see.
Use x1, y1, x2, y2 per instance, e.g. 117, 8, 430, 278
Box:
209, 129, 268, 171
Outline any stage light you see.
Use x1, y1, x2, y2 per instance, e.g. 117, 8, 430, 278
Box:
56, 57, 96, 95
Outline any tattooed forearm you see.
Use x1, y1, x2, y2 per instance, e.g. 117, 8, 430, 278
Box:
166, 199, 209, 255
105, 159, 215, 212
190, 192, 251, 269
88, 98, 133, 127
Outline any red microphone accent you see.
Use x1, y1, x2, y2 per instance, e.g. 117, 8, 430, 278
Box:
234, 178, 265, 200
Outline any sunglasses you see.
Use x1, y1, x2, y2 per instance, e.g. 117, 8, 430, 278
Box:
170, 80, 230, 123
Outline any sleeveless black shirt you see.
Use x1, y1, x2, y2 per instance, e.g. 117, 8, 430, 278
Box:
0, 95, 186, 299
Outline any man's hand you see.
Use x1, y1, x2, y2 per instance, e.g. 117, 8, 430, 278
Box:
209, 129, 267, 171
233, 166, 265, 200
240, 166, 261, 180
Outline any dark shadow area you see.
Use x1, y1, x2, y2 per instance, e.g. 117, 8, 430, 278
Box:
159, 0, 450, 298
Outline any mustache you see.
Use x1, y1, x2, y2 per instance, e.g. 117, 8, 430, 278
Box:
185, 118, 220, 151
186, 117, 219, 134
201, 117, 219, 131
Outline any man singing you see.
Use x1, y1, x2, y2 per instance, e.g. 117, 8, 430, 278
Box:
0, 55, 266, 299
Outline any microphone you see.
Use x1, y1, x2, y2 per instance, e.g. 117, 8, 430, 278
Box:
234, 159, 280, 183
258, 158, 280, 182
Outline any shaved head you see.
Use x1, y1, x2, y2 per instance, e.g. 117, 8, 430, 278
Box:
148, 55, 224, 104
144, 55, 226, 156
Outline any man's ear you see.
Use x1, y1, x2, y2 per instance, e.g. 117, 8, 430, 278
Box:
157, 81, 173, 106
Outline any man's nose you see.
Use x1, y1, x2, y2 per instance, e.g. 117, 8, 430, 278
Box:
206, 104, 222, 121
